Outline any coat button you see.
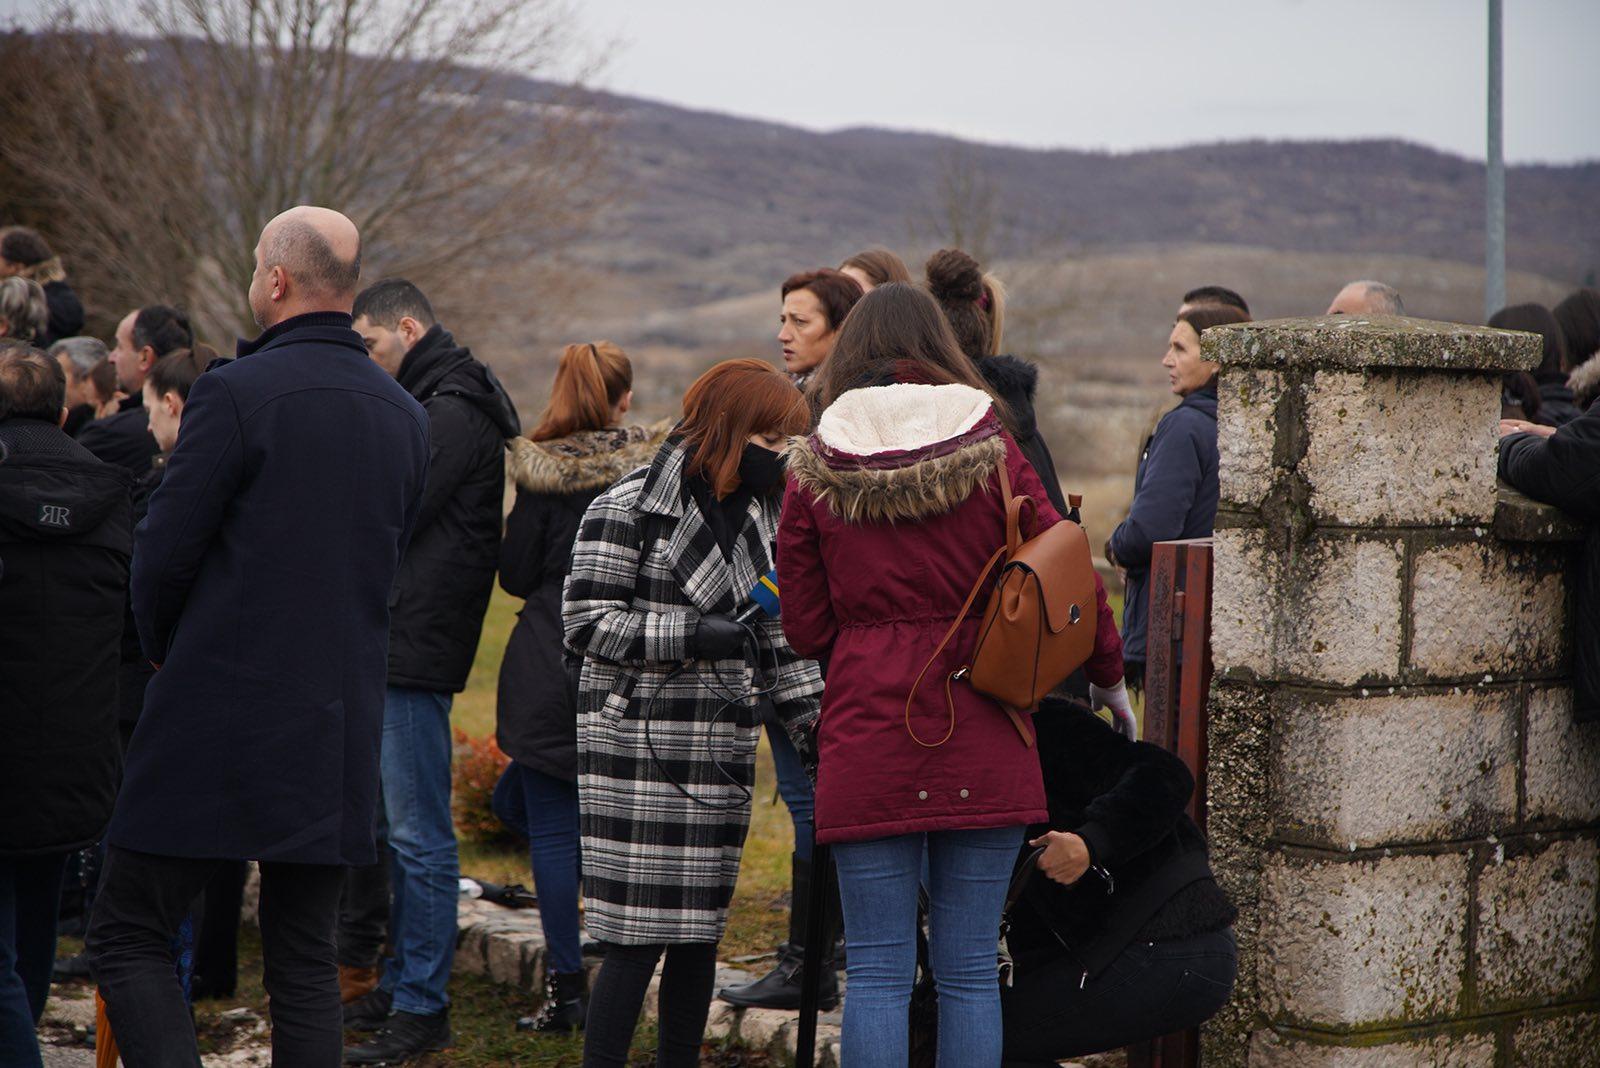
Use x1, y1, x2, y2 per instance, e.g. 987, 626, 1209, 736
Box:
959, 788, 970, 799
917, 790, 928, 800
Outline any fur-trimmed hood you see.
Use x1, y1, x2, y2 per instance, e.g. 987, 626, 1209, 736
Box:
1570, 353, 1600, 408
508, 418, 674, 495
785, 383, 1005, 523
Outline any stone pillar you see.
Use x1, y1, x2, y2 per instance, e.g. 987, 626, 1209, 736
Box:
1201, 315, 1600, 1065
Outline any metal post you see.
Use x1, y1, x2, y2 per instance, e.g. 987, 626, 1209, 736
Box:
1485, 0, 1505, 317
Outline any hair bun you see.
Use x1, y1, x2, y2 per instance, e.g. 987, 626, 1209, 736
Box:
924, 249, 984, 304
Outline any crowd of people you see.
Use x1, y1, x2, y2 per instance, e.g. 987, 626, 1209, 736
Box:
2, 205, 1598, 1068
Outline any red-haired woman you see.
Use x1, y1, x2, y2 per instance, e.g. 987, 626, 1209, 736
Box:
778, 268, 863, 391
493, 341, 670, 1033
563, 359, 823, 1067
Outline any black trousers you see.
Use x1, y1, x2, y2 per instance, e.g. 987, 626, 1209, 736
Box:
87, 846, 345, 1068
193, 861, 250, 998
583, 941, 718, 1068
1000, 928, 1236, 1066
336, 797, 390, 969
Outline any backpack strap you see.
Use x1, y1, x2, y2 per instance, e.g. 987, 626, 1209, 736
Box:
902, 451, 1037, 750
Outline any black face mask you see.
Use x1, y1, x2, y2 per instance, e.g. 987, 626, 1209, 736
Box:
737, 441, 786, 493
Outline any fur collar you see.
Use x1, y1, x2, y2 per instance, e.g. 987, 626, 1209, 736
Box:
786, 383, 1005, 524
508, 419, 673, 495
1570, 353, 1600, 407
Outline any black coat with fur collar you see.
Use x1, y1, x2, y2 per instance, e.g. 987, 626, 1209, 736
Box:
495, 423, 670, 779
979, 355, 1067, 516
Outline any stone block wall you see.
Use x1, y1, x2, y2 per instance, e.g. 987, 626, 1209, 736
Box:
1201, 315, 1600, 1065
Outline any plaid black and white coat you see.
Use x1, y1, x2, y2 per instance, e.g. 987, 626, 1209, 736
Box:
562, 439, 822, 944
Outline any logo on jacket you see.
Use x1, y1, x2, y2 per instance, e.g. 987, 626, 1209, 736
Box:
38, 503, 72, 528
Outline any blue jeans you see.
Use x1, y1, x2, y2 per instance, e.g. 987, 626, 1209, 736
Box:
833, 826, 1024, 1068
492, 762, 583, 975
377, 687, 458, 1016
0, 852, 68, 1068
762, 712, 814, 862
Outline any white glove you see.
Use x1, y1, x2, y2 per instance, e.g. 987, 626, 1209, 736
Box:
1090, 681, 1138, 741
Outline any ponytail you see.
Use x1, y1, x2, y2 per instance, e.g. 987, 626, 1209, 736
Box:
528, 341, 633, 441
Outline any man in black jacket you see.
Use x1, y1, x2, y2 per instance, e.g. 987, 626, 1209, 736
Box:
340, 278, 520, 1062
0, 346, 130, 1067
76, 304, 194, 475
86, 207, 430, 1068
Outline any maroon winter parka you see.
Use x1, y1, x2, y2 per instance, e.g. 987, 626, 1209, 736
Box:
779, 382, 1124, 845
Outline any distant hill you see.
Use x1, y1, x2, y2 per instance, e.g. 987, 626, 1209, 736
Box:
534, 80, 1599, 298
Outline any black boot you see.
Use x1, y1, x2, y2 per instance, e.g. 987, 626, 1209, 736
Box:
516, 969, 588, 1033
342, 986, 393, 1032
717, 854, 839, 1011
343, 1008, 451, 1064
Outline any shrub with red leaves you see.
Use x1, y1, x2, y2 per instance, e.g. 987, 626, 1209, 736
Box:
452, 727, 517, 846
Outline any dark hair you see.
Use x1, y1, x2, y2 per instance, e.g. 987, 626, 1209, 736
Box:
1176, 303, 1253, 336
839, 248, 912, 288
1488, 303, 1569, 383
781, 269, 863, 333
677, 359, 811, 497
352, 278, 437, 331
146, 345, 218, 404
1182, 285, 1251, 316
0, 227, 53, 267
87, 358, 118, 406
924, 248, 991, 361
0, 344, 66, 421
811, 282, 1010, 421
133, 305, 195, 359
1553, 289, 1600, 370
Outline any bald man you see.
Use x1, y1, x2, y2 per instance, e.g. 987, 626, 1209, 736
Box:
1326, 280, 1406, 317
88, 206, 431, 1068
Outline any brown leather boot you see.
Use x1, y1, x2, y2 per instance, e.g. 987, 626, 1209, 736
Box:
339, 964, 380, 1004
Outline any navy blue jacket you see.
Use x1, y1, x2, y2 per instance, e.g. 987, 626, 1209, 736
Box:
1108, 384, 1219, 664
109, 312, 429, 866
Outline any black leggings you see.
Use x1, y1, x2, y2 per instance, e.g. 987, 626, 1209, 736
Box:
583, 941, 719, 1068
1000, 928, 1236, 1065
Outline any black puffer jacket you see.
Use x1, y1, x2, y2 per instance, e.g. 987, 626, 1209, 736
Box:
1007, 696, 1236, 983
495, 422, 671, 780
978, 355, 1067, 516
76, 389, 159, 476
1536, 380, 1583, 427
1500, 420, 1600, 720
388, 325, 521, 692
0, 417, 131, 856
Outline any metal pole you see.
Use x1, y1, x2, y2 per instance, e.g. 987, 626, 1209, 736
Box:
1485, 0, 1505, 317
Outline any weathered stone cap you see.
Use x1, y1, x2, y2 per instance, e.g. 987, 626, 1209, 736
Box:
1203, 314, 1541, 372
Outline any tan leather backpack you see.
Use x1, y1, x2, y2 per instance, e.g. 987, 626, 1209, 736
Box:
905, 460, 1098, 748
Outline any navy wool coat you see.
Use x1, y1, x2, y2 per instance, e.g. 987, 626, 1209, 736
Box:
109, 312, 429, 867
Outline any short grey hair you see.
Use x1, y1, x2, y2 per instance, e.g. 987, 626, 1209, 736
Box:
48, 336, 109, 379
1355, 280, 1405, 316
0, 277, 48, 341
262, 219, 362, 298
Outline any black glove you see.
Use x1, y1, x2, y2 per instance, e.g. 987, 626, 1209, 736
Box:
693, 614, 748, 659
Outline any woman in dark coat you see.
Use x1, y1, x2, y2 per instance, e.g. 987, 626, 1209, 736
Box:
0, 228, 84, 348
1000, 696, 1237, 1064
564, 359, 822, 1068
1499, 412, 1600, 720
493, 341, 669, 1033
1490, 303, 1579, 426
779, 284, 1127, 1068
1108, 303, 1248, 688
924, 248, 1068, 515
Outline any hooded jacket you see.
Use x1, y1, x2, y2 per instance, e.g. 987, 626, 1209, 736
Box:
496, 421, 672, 780
779, 382, 1125, 845
1108, 384, 1219, 664
1500, 417, 1600, 720
978, 354, 1068, 516
0, 417, 131, 856
387, 324, 522, 692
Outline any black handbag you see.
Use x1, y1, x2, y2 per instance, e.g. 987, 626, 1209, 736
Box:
908, 846, 1047, 1067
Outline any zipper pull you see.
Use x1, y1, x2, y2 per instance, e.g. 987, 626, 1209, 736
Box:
1079, 970, 1088, 990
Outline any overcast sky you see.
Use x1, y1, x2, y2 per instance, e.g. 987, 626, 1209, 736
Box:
571, 0, 1598, 164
